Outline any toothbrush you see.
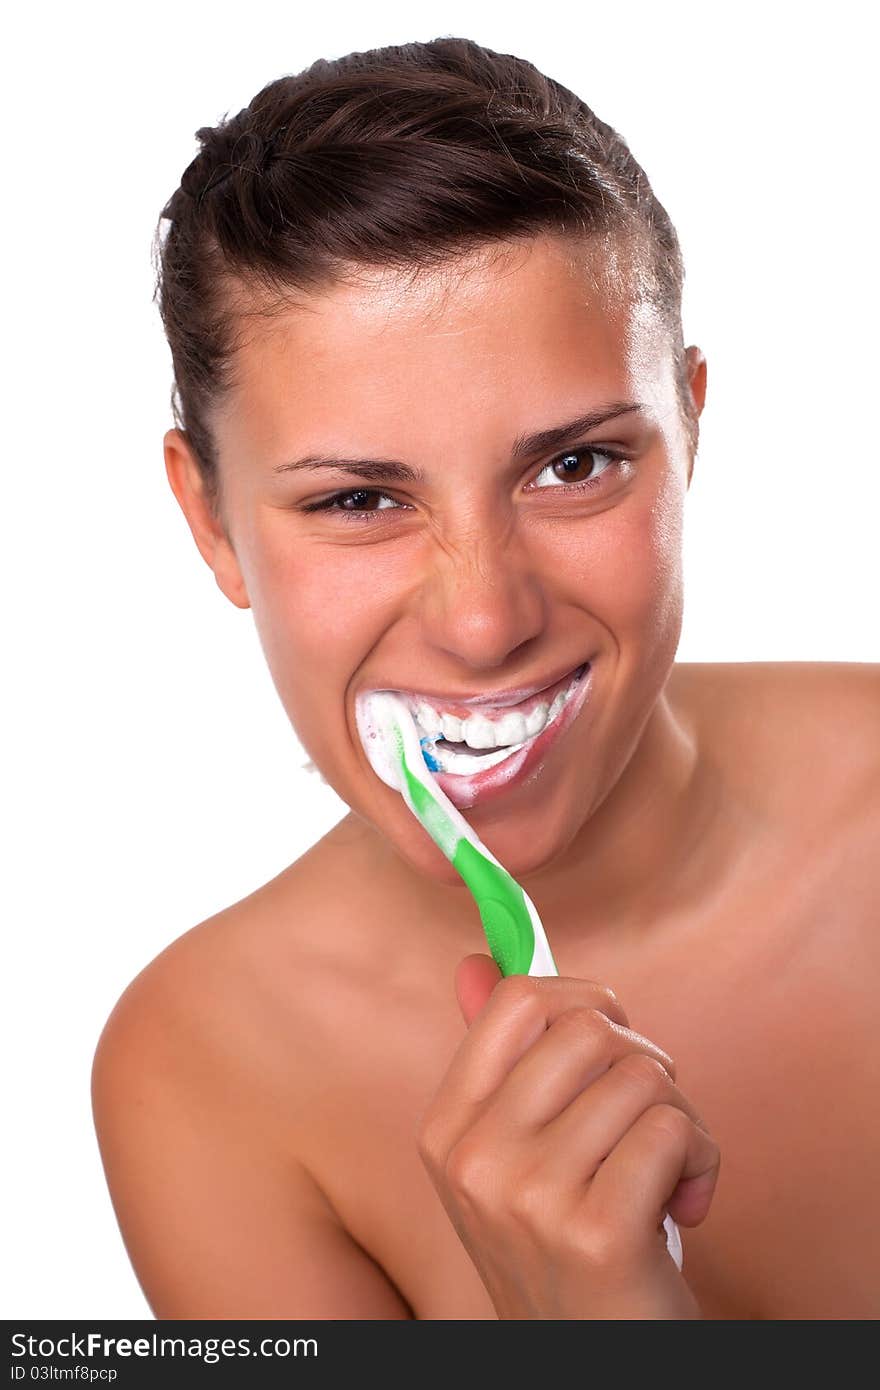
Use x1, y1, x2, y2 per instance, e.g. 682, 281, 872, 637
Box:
356, 689, 683, 1271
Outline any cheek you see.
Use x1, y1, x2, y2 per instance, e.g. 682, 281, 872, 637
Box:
242, 526, 405, 694
552, 478, 685, 643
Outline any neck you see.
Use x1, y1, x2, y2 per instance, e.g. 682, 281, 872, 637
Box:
521, 677, 728, 949
363, 669, 736, 961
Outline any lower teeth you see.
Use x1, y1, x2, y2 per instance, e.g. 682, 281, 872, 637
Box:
416, 663, 588, 777
426, 738, 528, 776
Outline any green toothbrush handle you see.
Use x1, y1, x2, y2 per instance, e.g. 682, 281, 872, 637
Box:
453, 838, 549, 977
368, 693, 680, 1269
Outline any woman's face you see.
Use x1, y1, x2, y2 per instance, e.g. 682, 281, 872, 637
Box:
169, 232, 705, 886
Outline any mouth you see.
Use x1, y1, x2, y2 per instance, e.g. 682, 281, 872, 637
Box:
376, 660, 593, 809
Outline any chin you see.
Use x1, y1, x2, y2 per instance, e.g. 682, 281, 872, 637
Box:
378, 765, 591, 889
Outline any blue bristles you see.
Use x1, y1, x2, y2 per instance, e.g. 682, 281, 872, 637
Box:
419, 735, 442, 772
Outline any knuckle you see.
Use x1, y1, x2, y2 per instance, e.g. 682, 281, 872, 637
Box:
594, 982, 625, 1016
445, 1134, 496, 1206
495, 973, 535, 1006
641, 1102, 692, 1146
702, 1134, 722, 1173
557, 1005, 612, 1046
568, 1212, 626, 1270
494, 973, 541, 1019
508, 1173, 552, 1230
616, 1051, 673, 1094
689, 1106, 710, 1135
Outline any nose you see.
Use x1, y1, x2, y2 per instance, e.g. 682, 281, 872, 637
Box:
415, 521, 547, 671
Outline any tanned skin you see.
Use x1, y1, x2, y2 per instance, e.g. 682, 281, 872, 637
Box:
93, 234, 880, 1318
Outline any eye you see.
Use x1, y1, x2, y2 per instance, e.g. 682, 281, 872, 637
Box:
530, 446, 622, 491
298, 443, 631, 527
300, 487, 405, 520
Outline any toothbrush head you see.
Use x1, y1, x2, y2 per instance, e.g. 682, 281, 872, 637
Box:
355, 689, 409, 791
356, 689, 469, 863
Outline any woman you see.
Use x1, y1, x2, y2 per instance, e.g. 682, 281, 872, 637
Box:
92, 36, 880, 1319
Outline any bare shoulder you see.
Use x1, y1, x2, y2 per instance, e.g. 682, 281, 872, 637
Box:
91, 815, 414, 1317
93, 812, 392, 1071
666, 664, 880, 1316
672, 657, 880, 710
671, 659, 880, 814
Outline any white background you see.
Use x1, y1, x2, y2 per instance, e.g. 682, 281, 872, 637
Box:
3, 0, 877, 1317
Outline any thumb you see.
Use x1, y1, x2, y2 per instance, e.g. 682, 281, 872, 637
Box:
454, 953, 503, 1027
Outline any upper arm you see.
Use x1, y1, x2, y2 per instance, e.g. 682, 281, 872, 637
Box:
91, 965, 413, 1320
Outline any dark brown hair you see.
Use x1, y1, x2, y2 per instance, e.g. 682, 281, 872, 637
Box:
154, 35, 692, 515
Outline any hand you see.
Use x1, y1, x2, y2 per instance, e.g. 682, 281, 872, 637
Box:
417, 955, 720, 1319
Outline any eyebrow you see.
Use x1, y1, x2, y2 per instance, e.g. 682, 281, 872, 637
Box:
271, 402, 644, 483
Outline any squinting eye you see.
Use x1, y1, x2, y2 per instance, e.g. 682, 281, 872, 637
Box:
531, 447, 620, 490
323, 488, 398, 512
299, 443, 631, 526
301, 487, 404, 519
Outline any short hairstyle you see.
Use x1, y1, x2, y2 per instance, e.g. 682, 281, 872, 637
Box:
154, 35, 692, 513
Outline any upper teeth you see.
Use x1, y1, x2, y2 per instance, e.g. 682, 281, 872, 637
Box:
410, 676, 578, 749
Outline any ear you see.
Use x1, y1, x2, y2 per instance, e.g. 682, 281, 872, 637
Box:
683, 345, 707, 487
685, 345, 707, 415
163, 429, 250, 610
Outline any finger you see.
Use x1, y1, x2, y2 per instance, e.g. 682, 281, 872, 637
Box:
455, 954, 502, 1026
419, 976, 633, 1161
472, 1010, 678, 1137
536, 1053, 705, 1195
444, 975, 633, 1108
584, 1104, 720, 1254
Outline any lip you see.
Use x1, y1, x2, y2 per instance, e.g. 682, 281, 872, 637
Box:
389, 659, 590, 719
433, 662, 594, 810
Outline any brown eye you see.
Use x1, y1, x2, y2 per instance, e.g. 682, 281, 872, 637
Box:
303, 487, 403, 517
532, 447, 618, 491
339, 489, 381, 510
552, 451, 603, 483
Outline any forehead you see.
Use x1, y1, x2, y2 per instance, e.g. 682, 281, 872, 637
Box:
215, 233, 671, 456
